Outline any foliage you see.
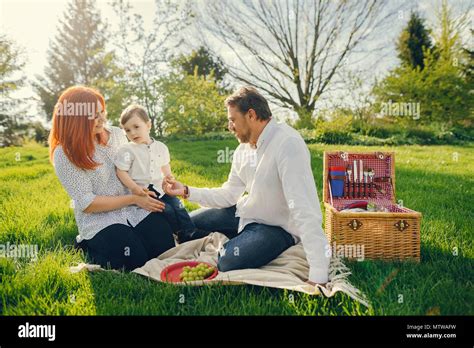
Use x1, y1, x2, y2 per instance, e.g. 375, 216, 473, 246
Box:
396, 11, 433, 70
33, 0, 123, 121
372, 1, 472, 129
173, 46, 228, 84
0, 34, 28, 147
110, 0, 192, 135
159, 73, 228, 136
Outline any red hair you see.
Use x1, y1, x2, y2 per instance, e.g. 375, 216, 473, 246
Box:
49, 86, 108, 170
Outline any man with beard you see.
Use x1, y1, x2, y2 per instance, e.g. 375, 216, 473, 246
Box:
163, 86, 329, 285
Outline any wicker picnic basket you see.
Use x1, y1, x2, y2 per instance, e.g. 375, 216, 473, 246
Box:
323, 151, 421, 261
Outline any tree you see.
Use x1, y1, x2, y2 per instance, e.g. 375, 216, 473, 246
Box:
195, 0, 405, 122
396, 12, 432, 70
159, 72, 227, 136
0, 34, 29, 146
373, 1, 471, 129
32, 121, 49, 145
432, 0, 465, 63
173, 46, 228, 83
34, 0, 121, 120
373, 53, 470, 128
460, 29, 473, 90
111, 0, 192, 136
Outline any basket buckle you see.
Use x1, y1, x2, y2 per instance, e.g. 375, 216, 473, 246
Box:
395, 220, 409, 232
348, 219, 362, 231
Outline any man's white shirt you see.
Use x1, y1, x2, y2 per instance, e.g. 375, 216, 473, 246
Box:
188, 118, 330, 283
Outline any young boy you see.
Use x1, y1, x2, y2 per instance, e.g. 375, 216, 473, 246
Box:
114, 104, 198, 243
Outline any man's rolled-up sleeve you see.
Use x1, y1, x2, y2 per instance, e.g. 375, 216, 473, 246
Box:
188, 150, 246, 209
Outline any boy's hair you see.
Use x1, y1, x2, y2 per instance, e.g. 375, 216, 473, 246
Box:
120, 104, 150, 125
225, 86, 272, 121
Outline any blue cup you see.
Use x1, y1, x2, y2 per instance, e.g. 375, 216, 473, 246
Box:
329, 167, 345, 197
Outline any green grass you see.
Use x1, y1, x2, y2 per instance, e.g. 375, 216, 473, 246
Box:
0, 140, 473, 315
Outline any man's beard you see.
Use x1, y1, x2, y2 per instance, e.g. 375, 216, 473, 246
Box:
235, 128, 251, 143
236, 133, 250, 143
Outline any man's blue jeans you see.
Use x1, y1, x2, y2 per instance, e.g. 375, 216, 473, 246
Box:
189, 206, 295, 272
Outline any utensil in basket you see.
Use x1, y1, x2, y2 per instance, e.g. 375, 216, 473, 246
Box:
368, 168, 375, 198
363, 167, 369, 197
374, 184, 386, 195
346, 165, 352, 198
353, 160, 358, 198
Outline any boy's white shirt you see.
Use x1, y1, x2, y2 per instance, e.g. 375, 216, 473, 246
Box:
114, 138, 170, 196
188, 118, 330, 284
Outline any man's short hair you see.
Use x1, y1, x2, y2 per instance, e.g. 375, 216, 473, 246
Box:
225, 86, 272, 121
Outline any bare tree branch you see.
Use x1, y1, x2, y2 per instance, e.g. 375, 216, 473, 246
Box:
195, 0, 408, 115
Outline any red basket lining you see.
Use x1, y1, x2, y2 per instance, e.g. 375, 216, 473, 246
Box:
333, 199, 415, 213
326, 153, 400, 211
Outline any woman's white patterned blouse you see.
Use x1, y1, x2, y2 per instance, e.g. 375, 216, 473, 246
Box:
53, 125, 150, 242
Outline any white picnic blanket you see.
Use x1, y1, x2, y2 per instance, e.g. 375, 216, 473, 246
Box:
71, 232, 369, 307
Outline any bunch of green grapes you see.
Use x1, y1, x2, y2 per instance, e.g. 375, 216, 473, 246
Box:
180, 263, 215, 282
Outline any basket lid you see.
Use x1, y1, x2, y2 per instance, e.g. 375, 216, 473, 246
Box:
323, 151, 396, 205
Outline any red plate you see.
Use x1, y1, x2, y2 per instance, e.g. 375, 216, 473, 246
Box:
160, 261, 218, 283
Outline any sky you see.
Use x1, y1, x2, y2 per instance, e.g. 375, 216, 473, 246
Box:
0, 0, 157, 74
1, 0, 472, 123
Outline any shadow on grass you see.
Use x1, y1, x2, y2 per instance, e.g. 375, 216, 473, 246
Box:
346, 242, 473, 315
331, 165, 473, 315
84, 268, 369, 316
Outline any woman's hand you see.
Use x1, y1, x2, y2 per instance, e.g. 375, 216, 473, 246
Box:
131, 186, 157, 198
133, 195, 165, 212
131, 186, 147, 196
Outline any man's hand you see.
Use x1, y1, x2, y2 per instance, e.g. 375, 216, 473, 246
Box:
162, 175, 185, 196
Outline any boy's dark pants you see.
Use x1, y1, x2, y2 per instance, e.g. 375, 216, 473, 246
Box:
147, 184, 196, 242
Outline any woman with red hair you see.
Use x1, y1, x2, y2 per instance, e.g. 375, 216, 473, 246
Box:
50, 86, 175, 270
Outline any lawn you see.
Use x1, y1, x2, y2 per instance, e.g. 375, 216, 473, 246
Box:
0, 140, 473, 315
